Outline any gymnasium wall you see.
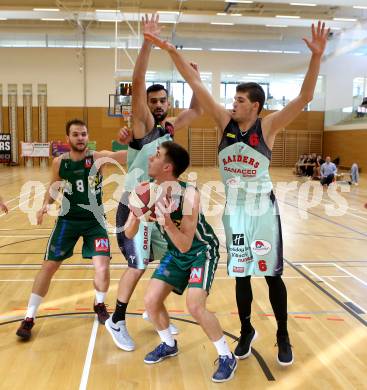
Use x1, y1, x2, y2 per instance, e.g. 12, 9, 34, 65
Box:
323, 129, 367, 171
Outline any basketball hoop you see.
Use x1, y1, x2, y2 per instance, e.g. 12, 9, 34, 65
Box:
108, 82, 132, 124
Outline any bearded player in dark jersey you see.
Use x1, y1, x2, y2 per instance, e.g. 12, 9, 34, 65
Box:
145, 18, 329, 366
105, 14, 203, 351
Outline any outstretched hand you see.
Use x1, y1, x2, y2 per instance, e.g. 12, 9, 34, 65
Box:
142, 13, 162, 40
117, 126, 132, 145
303, 21, 330, 57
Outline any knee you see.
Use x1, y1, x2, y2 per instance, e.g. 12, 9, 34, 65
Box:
144, 291, 159, 314
95, 262, 110, 277
186, 299, 205, 319
42, 261, 60, 277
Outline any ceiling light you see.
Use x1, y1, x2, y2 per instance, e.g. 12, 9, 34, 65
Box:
353, 6, 367, 9
231, 14, 242, 16
157, 11, 180, 15
41, 18, 65, 21
217, 13, 227, 16
210, 22, 234, 25
248, 73, 269, 77
0, 18, 8, 20
210, 48, 257, 52
33, 8, 60, 11
333, 17, 357, 21
258, 50, 282, 53
182, 47, 203, 51
158, 20, 177, 23
96, 9, 121, 13
289, 2, 317, 6
283, 50, 301, 54
266, 24, 288, 27
276, 15, 301, 19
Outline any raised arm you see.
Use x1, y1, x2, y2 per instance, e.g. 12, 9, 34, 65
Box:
172, 63, 204, 130
144, 28, 231, 132
262, 21, 329, 148
132, 14, 160, 138
94, 150, 127, 165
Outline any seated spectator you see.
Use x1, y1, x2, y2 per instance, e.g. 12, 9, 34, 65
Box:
299, 154, 309, 176
295, 154, 305, 176
313, 155, 324, 180
332, 156, 340, 166
306, 153, 317, 177
349, 163, 359, 186
320, 156, 337, 187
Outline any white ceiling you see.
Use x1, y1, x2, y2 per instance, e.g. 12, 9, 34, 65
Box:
0, 1, 366, 55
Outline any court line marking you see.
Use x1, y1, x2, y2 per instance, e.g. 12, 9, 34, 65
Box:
79, 317, 99, 390
332, 263, 367, 288
301, 265, 367, 314
284, 258, 367, 327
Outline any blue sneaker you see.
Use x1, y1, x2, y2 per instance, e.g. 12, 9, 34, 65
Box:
144, 341, 178, 364
212, 353, 237, 383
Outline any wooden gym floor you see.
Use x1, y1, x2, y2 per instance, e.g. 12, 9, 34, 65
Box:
0, 165, 366, 389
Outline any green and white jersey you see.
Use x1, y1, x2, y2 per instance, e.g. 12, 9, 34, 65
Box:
218, 118, 273, 203
156, 181, 219, 261
58, 150, 103, 220
124, 122, 174, 192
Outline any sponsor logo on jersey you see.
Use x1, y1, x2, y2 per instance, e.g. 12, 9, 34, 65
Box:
84, 158, 92, 168
94, 238, 109, 252
222, 154, 259, 168
232, 234, 245, 246
189, 267, 203, 283
226, 132, 236, 139
143, 225, 149, 250
249, 133, 259, 147
233, 266, 244, 273
224, 167, 257, 177
251, 240, 272, 255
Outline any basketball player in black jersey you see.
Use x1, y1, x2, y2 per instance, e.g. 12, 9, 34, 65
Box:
144, 17, 329, 366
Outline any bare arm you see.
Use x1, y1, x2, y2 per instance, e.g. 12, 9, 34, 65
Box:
37, 157, 62, 224
173, 63, 204, 130
157, 188, 199, 253
94, 150, 127, 165
132, 14, 160, 138
144, 31, 231, 132
262, 21, 329, 149
124, 211, 141, 239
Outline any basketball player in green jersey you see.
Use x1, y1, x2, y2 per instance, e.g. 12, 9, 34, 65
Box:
16, 119, 127, 340
0, 195, 8, 213
107, 14, 203, 351
125, 141, 237, 382
145, 19, 329, 366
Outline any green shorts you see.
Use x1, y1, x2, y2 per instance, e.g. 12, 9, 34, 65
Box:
44, 218, 111, 261
152, 246, 220, 295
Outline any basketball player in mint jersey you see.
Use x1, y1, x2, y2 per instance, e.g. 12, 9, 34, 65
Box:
16, 119, 127, 340
145, 19, 329, 366
108, 14, 203, 351
124, 141, 237, 383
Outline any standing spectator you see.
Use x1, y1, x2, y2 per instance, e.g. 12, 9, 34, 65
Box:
313, 155, 324, 180
350, 163, 359, 186
320, 156, 337, 187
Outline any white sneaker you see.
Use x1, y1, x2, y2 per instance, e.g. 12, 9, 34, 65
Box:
142, 311, 179, 335
105, 317, 135, 351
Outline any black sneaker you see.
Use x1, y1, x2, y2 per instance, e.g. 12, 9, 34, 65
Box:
234, 329, 258, 359
16, 317, 34, 340
94, 303, 110, 324
276, 334, 294, 366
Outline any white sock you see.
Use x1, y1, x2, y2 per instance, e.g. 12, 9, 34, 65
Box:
95, 290, 106, 304
213, 335, 232, 357
157, 327, 175, 347
25, 293, 43, 319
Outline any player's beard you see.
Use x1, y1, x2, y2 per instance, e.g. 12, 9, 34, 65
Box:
153, 110, 168, 122
70, 141, 87, 152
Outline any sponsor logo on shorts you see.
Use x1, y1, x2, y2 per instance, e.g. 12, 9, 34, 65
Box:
238, 257, 253, 263
233, 266, 244, 273
94, 238, 109, 252
251, 240, 272, 255
84, 158, 92, 168
189, 267, 203, 283
143, 225, 149, 250
232, 234, 245, 246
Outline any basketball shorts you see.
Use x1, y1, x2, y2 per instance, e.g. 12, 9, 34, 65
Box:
152, 245, 220, 295
116, 192, 167, 270
223, 191, 283, 277
45, 217, 111, 261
